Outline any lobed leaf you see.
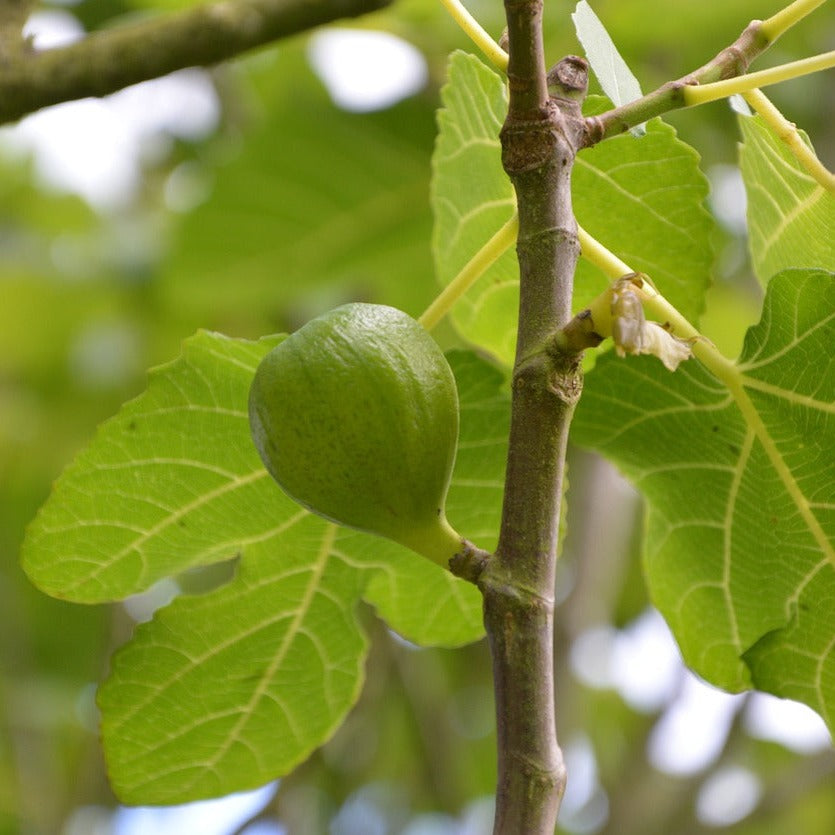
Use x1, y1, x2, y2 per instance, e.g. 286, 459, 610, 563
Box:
431, 52, 715, 366
572, 268, 835, 729
98, 523, 369, 803
21, 331, 507, 802
738, 112, 835, 285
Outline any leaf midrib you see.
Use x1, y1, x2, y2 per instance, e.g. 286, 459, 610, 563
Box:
726, 372, 834, 568
179, 523, 338, 794
60, 468, 270, 595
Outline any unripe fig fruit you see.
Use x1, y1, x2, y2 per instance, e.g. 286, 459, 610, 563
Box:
249, 303, 463, 567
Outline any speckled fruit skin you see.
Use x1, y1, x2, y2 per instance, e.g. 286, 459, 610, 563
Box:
249, 303, 462, 566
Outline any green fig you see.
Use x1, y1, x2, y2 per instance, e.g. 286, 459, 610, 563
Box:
249, 303, 463, 567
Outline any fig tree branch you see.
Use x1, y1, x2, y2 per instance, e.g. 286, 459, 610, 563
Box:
501, 0, 548, 118
585, 6, 830, 144
0, 0, 35, 57
0, 0, 393, 126
479, 2, 593, 828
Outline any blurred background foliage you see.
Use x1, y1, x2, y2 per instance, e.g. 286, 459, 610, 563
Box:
1, 0, 833, 833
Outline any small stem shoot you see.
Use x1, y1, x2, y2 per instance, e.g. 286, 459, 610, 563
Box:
436, 0, 509, 72
684, 51, 835, 106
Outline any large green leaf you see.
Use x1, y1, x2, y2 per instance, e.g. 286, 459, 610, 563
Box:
738, 112, 835, 284
431, 51, 715, 366
21, 332, 507, 802
22, 334, 277, 601
572, 268, 835, 727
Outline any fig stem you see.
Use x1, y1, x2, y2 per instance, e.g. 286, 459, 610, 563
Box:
401, 516, 469, 569
480, 39, 588, 830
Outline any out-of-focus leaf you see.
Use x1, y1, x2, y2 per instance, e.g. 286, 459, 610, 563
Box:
158, 51, 437, 333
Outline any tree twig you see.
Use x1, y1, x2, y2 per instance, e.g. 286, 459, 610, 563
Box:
0, 0, 393, 125
0, 0, 35, 60
583, 11, 828, 144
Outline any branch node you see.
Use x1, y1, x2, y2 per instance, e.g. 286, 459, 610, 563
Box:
500, 112, 560, 173
546, 357, 583, 407
509, 750, 568, 795
480, 569, 554, 610
553, 309, 604, 354
449, 539, 492, 584
582, 114, 607, 145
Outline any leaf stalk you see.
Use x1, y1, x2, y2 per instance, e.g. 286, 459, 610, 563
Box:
683, 51, 835, 106
760, 0, 830, 42
419, 213, 518, 331
435, 0, 509, 72
574, 228, 739, 381
741, 89, 835, 192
